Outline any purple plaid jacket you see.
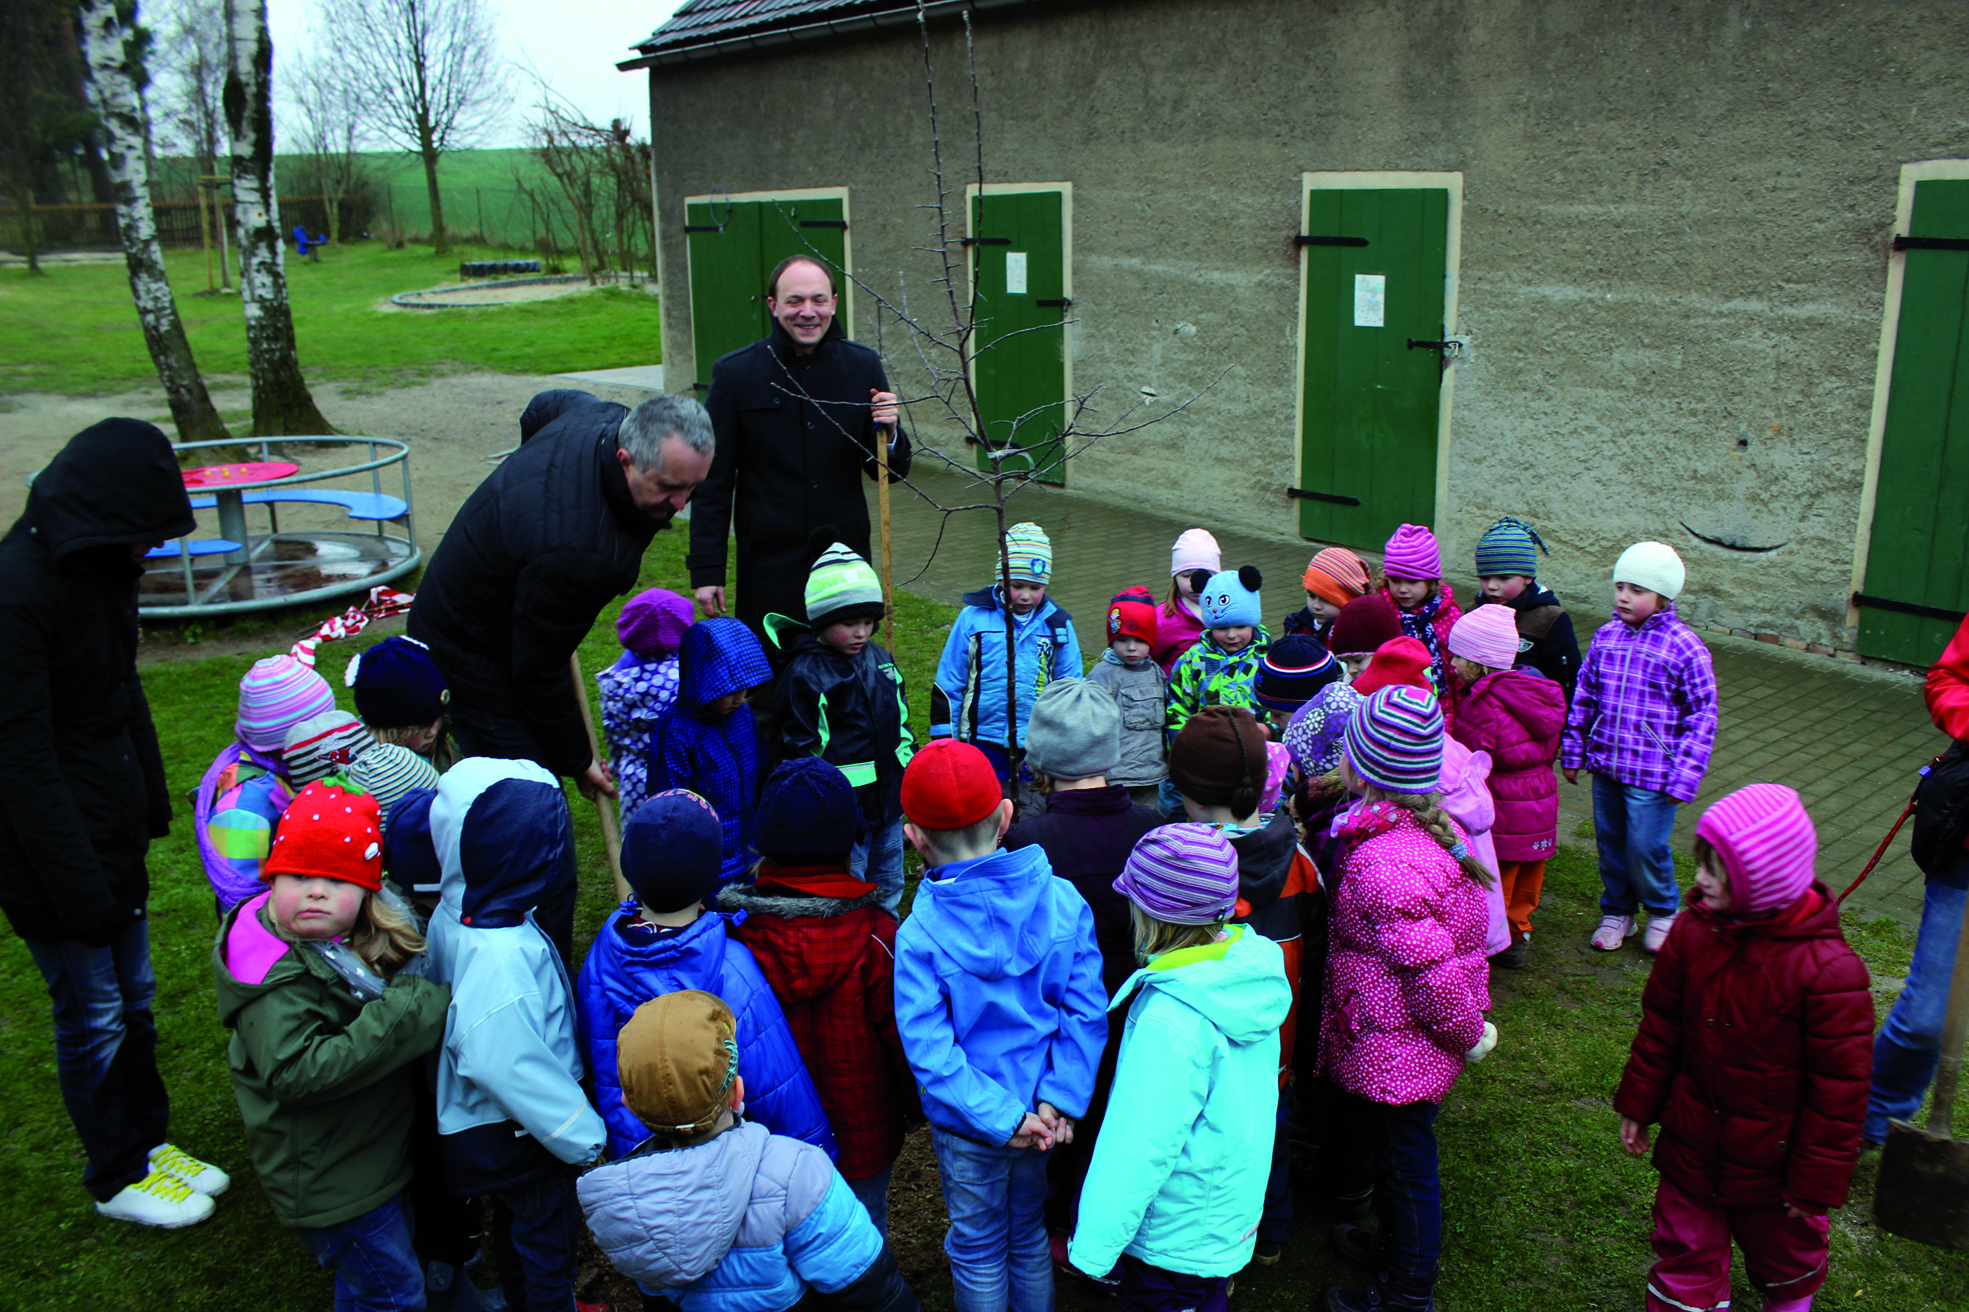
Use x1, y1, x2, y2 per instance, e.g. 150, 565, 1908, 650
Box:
1560, 604, 1718, 802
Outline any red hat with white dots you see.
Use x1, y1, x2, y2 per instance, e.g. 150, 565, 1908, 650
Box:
264, 779, 385, 892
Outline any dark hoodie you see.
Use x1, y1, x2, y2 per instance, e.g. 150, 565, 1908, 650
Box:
0, 419, 194, 943
407, 389, 656, 776
653, 618, 772, 887
767, 617, 911, 828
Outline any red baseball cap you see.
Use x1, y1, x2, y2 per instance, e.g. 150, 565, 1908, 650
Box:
901, 740, 1005, 830
1351, 637, 1434, 697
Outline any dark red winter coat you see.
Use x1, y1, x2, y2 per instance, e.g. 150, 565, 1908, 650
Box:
1449, 669, 1567, 863
724, 864, 920, 1181
1613, 884, 1873, 1212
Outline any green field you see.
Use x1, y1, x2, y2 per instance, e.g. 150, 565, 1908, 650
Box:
0, 517, 1964, 1308
0, 238, 661, 396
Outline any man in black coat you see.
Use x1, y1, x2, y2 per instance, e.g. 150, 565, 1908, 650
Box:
0, 419, 225, 1227
407, 390, 714, 797
688, 256, 912, 630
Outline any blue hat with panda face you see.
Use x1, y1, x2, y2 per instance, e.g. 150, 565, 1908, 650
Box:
1199, 566, 1263, 630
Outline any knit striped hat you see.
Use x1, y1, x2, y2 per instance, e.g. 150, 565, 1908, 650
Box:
1343, 685, 1445, 795
237, 656, 337, 756
805, 541, 883, 624
1447, 605, 1523, 672
1113, 823, 1241, 926
348, 742, 441, 830
1381, 524, 1443, 582
1694, 783, 1817, 916
1303, 547, 1370, 607
282, 711, 376, 788
1002, 522, 1052, 584
1474, 517, 1548, 579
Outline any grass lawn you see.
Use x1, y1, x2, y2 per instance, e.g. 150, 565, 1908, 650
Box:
0, 239, 661, 397
2, 519, 1966, 1308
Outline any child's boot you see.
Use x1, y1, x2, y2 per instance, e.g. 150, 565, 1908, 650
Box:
1322, 1270, 1433, 1311
1590, 914, 1635, 951
1330, 1223, 1382, 1268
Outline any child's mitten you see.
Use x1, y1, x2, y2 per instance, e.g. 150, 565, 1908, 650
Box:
1465, 1020, 1499, 1064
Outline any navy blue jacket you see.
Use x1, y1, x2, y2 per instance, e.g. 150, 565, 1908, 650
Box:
654, 619, 771, 886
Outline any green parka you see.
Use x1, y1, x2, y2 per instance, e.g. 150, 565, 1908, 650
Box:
213, 893, 450, 1229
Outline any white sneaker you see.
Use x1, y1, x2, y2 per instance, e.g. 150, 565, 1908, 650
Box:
1644, 912, 1678, 954
150, 1143, 230, 1196
1590, 914, 1636, 952
96, 1168, 216, 1228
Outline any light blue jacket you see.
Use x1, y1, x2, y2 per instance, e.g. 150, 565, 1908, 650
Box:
930, 586, 1081, 748
1066, 925, 1290, 1279
578, 1120, 881, 1312
424, 758, 607, 1191
894, 843, 1107, 1146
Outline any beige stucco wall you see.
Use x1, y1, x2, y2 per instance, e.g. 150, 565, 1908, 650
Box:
641, 0, 1969, 646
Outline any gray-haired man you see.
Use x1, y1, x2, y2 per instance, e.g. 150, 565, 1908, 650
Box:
408, 389, 715, 800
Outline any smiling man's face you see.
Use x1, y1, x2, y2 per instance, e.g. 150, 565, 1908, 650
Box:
767, 259, 837, 352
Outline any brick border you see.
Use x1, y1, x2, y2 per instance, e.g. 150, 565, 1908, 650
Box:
1707, 625, 1928, 676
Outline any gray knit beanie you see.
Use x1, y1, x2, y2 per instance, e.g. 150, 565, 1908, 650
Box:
1022, 679, 1121, 782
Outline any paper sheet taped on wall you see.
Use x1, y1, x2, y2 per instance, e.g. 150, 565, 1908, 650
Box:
1354, 274, 1386, 328
1006, 252, 1029, 295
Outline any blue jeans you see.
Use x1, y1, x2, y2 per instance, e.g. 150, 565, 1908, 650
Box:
851, 818, 907, 914
1349, 1095, 1442, 1288
1865, 875, 1969, 1142
1258, 1087, 1291, 1243
931, 1129, 1054, 1312
491, 1168, 580, 1312
23, 916, 170, 1202
1592, 775, 1682, 917
299, 1193, 426, 1311
848, 1164, 893, 1238
1156, 778, 1185, 822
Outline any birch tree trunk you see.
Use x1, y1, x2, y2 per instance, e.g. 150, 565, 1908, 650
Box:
223, 0, 333, 436
75, 0, 230, 444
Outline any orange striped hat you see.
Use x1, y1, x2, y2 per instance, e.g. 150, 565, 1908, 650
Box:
1302, 547, 1370, 607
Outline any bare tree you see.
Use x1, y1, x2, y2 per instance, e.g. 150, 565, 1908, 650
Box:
149, 0, 228, 176
323, 0, 507, 255
75, 0, 230, 441
284, 51, 365, 244
223, 0, 333, 434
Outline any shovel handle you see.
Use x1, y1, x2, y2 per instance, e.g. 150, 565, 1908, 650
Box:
1930, 884, 1969, 1139
569, 653, 631, 904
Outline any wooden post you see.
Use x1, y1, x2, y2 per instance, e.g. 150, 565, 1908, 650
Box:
568, 653, 630, 902
878, 431, 894, 622
197, 179, 214, 293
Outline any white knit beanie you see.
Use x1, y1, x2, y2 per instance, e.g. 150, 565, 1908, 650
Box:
1613, 541, 1686, 601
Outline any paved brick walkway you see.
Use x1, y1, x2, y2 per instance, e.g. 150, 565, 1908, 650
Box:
869, 465, 1946, 925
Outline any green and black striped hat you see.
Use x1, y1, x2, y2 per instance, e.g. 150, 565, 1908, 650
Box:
805, 541, 882, 625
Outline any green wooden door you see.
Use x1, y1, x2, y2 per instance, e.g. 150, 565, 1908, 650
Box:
1297, 187, 1450, 545
683, 194, 848, 390
1859, 178, 1969, 664
970, 190, 1067, 484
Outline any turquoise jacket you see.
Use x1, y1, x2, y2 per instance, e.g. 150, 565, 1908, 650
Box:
1066, 925, 1291, 1279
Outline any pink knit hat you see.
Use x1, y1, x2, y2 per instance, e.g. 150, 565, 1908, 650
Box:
1382, 523, 1443, 581
1694, 783, 1817, 916
1447, 605, 1522, 672
1171, 528, 1222, 577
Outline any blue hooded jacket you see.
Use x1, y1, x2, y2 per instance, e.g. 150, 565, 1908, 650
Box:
654, 618, 771, 886
930, 587, 1081, 749
579, 1120, 916, 1312
894, 842, 1107, 1146
422, 758, 605, 1192
578, 905, 836, 1163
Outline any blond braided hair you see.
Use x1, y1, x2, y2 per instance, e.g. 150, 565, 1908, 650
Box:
1375, 790, 1496, 888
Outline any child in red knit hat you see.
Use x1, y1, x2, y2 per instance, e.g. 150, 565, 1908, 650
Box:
1614, 784, 1872, 1312
1087, 586, 1168, 808
214, 780, 450, 1309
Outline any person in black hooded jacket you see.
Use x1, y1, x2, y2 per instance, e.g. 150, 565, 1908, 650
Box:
688, 257, 911, 631
407, 389, 714, 794
0, 418, 229, 1227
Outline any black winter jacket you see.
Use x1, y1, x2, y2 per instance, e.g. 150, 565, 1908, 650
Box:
688, 322, 911, 628
408, 391, 665, 775
0, 419, 193, 943
767, 620, 912, 827
1494, 586, 1581, 702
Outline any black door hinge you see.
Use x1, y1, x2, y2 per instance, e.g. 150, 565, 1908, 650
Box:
1286, 487, 1362, 507
1294, 235, 1369, 247
1852, 592, 1967, 623
1892, 236, 1969, 251
799, 219, 848, 229
1035, 298, 1071, 308
962, 236, 1012, 246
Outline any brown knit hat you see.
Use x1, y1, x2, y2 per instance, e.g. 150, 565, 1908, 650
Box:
617, 991, 740, 1137
1328, 593, 1404, 657
1169, 706, 1268, 812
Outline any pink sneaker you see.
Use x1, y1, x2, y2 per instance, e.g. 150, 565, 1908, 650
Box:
1590, 915, 1635, 951
1644, 912, 1677, 953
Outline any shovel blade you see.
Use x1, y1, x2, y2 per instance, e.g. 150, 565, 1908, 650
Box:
1874, 1118, 1969, 1249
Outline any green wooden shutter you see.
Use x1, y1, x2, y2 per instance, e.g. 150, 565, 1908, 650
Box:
1859, 178, 1969, 664
684, 195, 850, 390
1297, 187, 1449, 546
971, 190, 1068, 485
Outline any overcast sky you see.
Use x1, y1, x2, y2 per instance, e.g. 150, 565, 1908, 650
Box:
264, 0, 693, 147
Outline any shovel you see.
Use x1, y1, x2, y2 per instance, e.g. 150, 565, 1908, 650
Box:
568, 653, 631, 904
1874, 888, 1969, 1247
